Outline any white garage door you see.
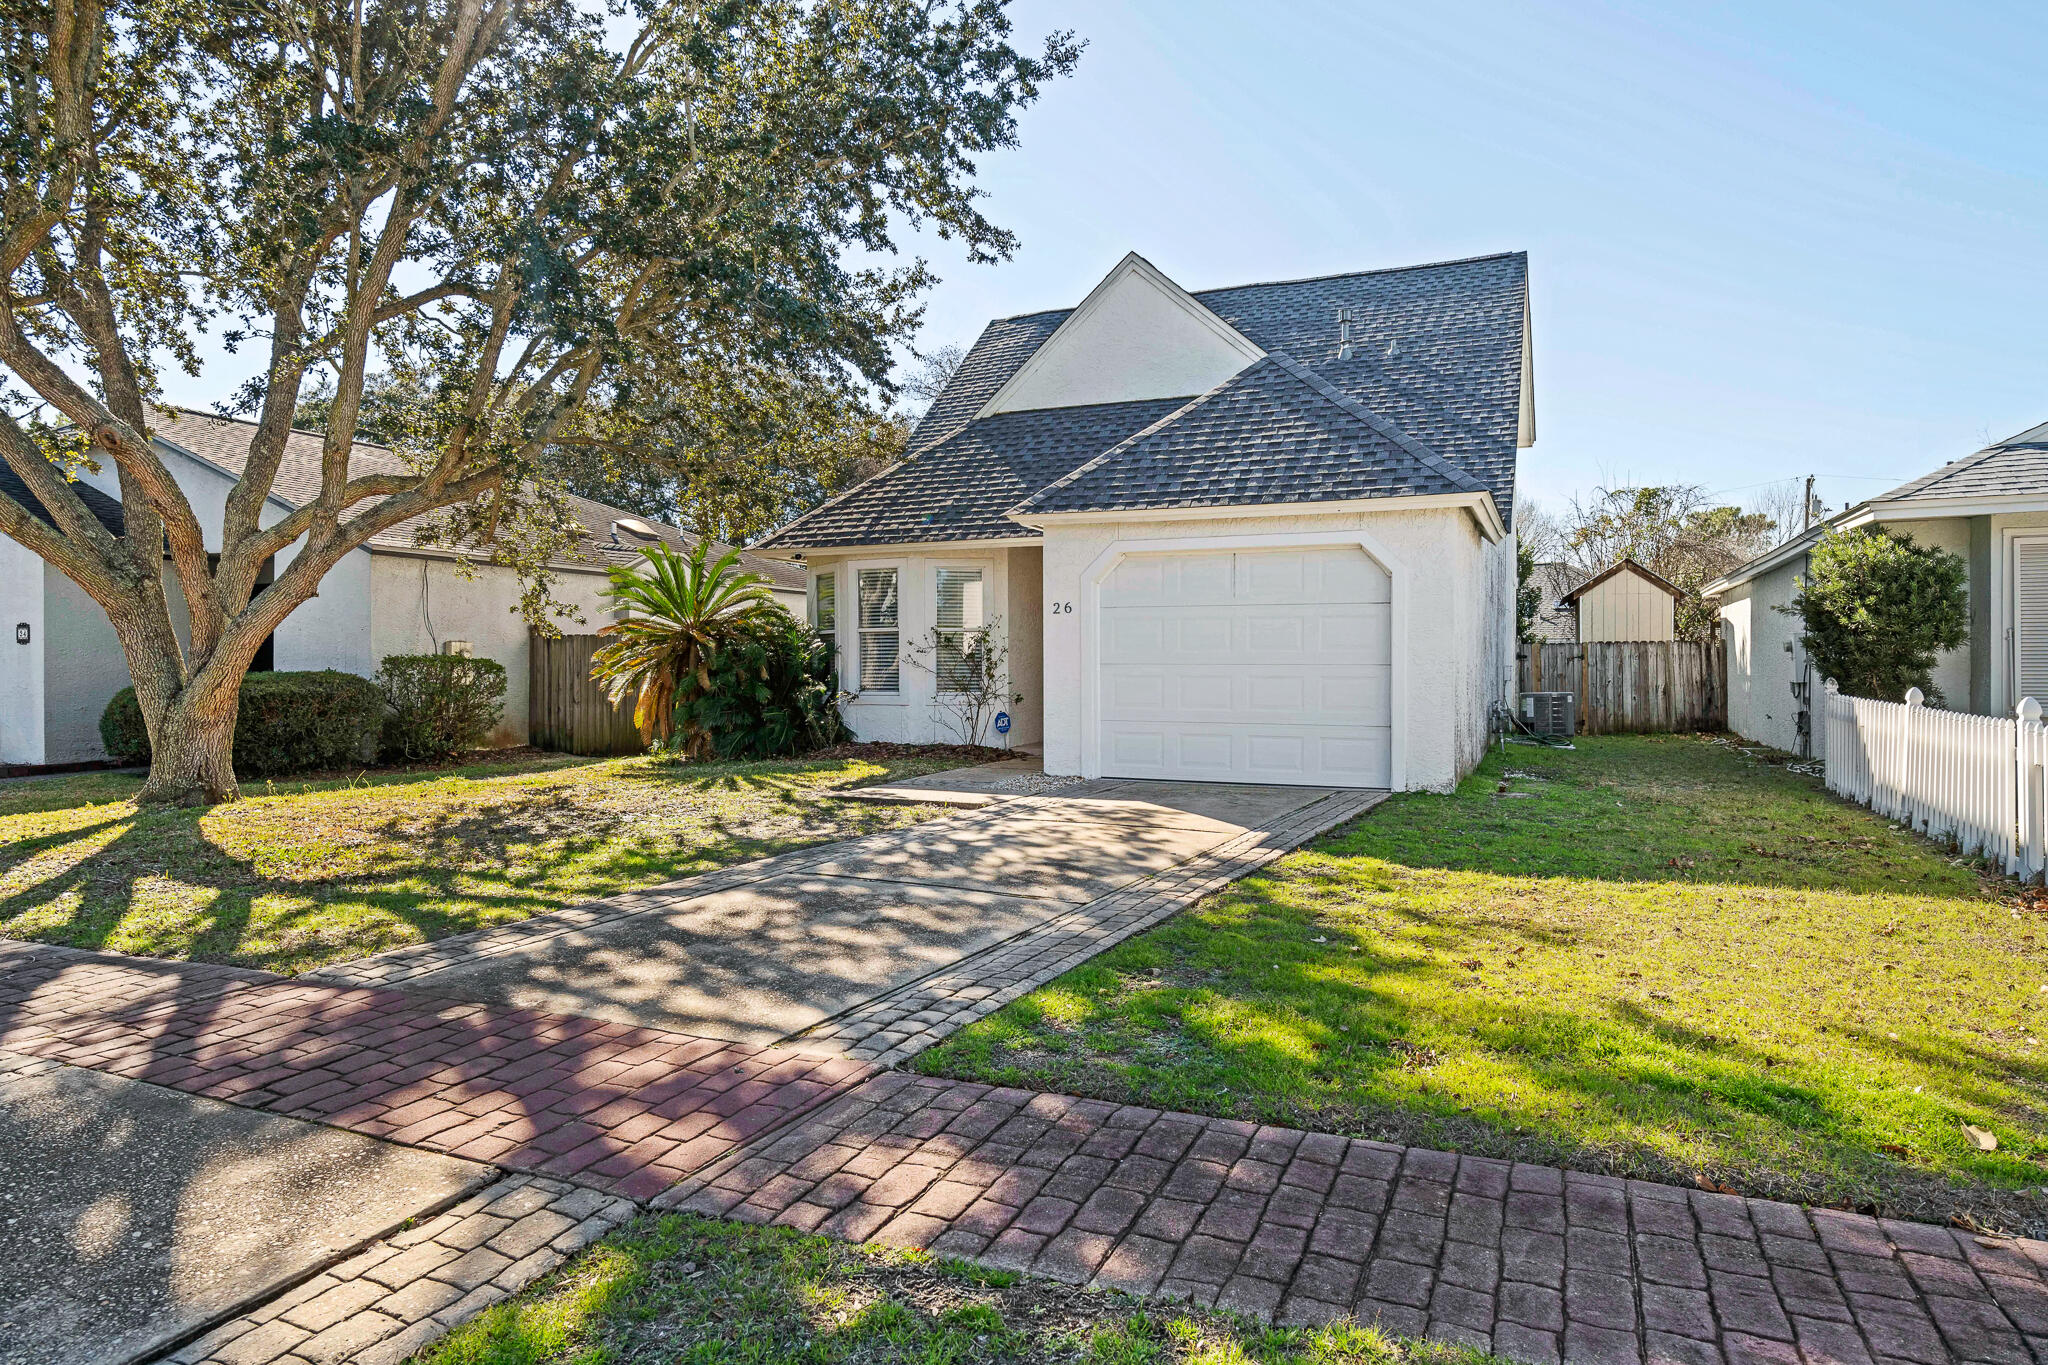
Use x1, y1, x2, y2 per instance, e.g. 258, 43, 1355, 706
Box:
1097, 546, 1393, 787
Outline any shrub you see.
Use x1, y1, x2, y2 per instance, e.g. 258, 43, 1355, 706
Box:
377, 654, 508, 761
1785, 526, 1969, 703
100, 671, 384, 775
672, 612, 850, 760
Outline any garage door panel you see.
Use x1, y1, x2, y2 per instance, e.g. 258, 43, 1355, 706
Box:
1096, 547, 1392, 789
1102, 552, 1235, 607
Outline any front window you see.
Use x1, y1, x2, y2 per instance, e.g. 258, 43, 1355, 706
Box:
857, 567, 899, 693
813, 572, 837, 635
935, 568, 988, 693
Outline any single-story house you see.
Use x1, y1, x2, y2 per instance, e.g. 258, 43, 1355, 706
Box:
758, 250, 1535, 791
0, 409, 803, 767
1706, 419, 2048, 757
1557, 558, 1682, 642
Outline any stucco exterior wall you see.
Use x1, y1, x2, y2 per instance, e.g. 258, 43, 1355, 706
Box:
1005, 546, 1045, 747
1038, 505, 1503, 792
274, 543, 375, 676
802, 548, 1025, 748
42, 569, 133, 764
1718, 554, 1809, 755
370, 554, 619, 747
0, 542, 45, 765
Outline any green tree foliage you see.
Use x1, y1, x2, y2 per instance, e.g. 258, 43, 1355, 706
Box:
1786, 527, 1968, 703
1, 0, 1080, 803
376, 654, 508, 760
1561, 486, 1783, 639
673, 613, 850, 760
544, 363, 912, 543
591, 540, 781, 754
1516, 537, 1543, 642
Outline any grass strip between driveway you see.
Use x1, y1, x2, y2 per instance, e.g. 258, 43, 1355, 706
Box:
918, 734, 2048, 1234
415, 1212, 1494, 1365
0, 752, 958, 975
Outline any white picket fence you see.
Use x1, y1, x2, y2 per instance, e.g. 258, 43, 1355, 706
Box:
1821, 681, 2048, 878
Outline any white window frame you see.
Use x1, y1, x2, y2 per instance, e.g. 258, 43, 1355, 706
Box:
2008, 530, 2048, 711
850, 561, 905, 701
933, 564, 991, 694
810, 570, 838, 637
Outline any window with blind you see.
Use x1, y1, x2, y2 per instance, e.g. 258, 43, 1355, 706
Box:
857, 568, 899, 693
812, 572, 836, 635
2016, 538, 2048, 704
935, 568, 987, 693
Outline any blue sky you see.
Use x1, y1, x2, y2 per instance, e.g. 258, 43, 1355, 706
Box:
881, 0, 2047, 521
159, 0, 2045, 525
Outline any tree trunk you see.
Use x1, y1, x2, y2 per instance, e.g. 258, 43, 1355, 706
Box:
135, 672, 243, 806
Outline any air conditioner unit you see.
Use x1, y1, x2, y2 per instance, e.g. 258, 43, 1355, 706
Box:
1519, 690, 1576, 739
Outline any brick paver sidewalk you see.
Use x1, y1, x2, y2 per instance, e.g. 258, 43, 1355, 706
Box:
0, 942, 868, 1200
662, 1072, 2048, 1365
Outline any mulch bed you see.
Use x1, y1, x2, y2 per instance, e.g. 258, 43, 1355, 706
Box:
804, 742, 1017, 766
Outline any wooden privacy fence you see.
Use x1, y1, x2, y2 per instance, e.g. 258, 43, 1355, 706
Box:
1518, 640, 1726, 734
529, 632, 644, 757
1823, 682, 2048, 880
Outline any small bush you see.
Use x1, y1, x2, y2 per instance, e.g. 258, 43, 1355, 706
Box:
377, 654, 508, 761
100, 671, 384, 775
671, 613, 850, 760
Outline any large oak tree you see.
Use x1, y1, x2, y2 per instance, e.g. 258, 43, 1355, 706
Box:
0, 0, 1076, 803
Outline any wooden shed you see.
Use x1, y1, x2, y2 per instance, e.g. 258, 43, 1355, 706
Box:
1560, 559, 1683, 642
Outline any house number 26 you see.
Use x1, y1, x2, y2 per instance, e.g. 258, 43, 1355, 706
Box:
1052, 601, 1074, 614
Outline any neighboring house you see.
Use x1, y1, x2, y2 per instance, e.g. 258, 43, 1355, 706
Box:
0, 409, 803, 767
1557, 558, 1681, 642
1526, 561, 1580, 642
1706, 419, 2048, 757
758, 250, 1535, 791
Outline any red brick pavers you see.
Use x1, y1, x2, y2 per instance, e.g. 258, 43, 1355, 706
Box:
662, 1072, 2048, 1365
0, 942, 869, 1200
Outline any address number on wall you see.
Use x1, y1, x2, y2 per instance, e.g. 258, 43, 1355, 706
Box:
1052, 601, 1074, 614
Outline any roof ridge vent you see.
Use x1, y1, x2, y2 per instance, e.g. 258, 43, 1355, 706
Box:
1335, 306, 1354, 360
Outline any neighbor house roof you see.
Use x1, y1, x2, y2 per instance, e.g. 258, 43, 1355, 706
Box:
1528, 561, 1579, 641
762, 251, 1529, 551
1559, 557, 1682, 603
1012, 354, 1483, 518
150, 408, 803, 589
1704, 418, 2048, 596
0, 462, 126, 537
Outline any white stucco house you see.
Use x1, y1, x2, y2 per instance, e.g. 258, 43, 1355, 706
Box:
757, 251, 1536, 791
0, 409, 803, 768
1706, 419, 2048, 758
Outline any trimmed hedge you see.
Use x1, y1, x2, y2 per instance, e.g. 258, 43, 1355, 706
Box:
377, 653, 507, 761
100, 670, 384, 776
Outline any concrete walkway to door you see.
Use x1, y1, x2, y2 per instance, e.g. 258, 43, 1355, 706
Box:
306, 778, 1388, 1060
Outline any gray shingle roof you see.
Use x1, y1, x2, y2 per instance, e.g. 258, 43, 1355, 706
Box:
0, 463, 125, 536
1013, 354, 1482, 517
151, 409, 802, 589
1872, 423, 2048, 504
765, 252, 1527, 550
765, 399, 1186, 547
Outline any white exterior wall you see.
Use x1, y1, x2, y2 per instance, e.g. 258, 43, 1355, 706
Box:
804, 547, 1027, 748
0, 541, 45, 764
1005, 546, 1045, 747
1576, 570, 1677, 642
1038, 506, 1501, 792
274, 543, 375, 675
42, 570, 133, 764
370, 554, 619, 747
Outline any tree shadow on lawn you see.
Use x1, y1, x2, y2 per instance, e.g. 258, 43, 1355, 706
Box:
0, 768, 924, 974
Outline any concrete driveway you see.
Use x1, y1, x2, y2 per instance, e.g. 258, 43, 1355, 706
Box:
364, 778, 1343, 1046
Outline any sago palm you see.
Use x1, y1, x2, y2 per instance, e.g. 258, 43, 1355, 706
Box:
592, 540, 778, 754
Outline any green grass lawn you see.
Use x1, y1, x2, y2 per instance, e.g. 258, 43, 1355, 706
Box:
918, 734, 2048, 1233
416, 1213, 1492, 1365
0, 750, 956, 975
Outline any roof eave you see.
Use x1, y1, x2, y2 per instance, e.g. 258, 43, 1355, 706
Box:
1009, 489, 1507, 542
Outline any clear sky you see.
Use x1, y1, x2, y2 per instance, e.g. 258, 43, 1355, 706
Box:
879, 0, 2048, 522
159, 0, 2046, 524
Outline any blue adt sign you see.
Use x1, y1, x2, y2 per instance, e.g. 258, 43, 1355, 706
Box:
993, 711, 1011, 736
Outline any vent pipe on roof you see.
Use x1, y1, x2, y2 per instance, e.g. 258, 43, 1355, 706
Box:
1335, 306, 1353, 361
